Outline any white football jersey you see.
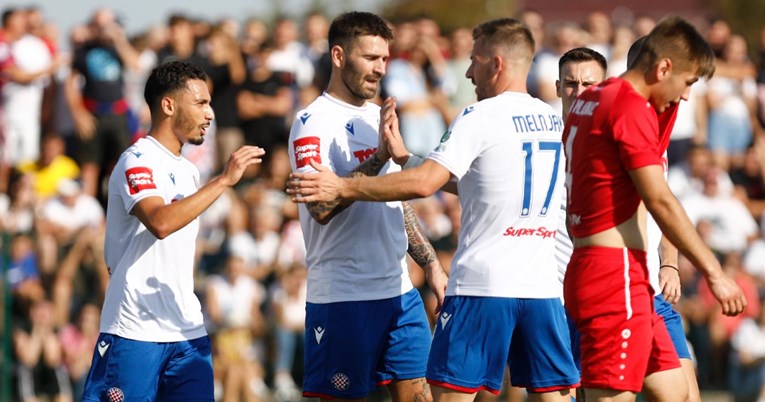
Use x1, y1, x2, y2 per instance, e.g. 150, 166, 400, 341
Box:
288, 93, 412, 303
428, 92, 565, 298
102, 136, 207, 342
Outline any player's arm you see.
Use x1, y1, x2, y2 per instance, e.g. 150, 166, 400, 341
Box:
291, 158, 452, 203
658, 234, 681, 304
402, 200, 447, 313
629, 165, 746, 316
133, 146, 265, 239
304, 150, 391, 225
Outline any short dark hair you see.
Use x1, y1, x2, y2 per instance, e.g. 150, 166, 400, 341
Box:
144, 61, 208, 112
472, 18, 535, 62
167, 13, 190, 28
630, 16, 715, 79
2, 8, 18, 27
328, 11, 392, 50
626, 35, 648, 69
558, 47, 607, 74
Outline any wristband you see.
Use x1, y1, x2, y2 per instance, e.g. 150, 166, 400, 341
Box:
659, 264, 679, 272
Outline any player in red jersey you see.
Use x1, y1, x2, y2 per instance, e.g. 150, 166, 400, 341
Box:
562, 16, 747, 402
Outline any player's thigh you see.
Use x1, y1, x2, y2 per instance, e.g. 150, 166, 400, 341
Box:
509, 298, 579, 393
157, 336, 214, 402
378, 289, 432, 383
427, 296, 516, 394
642, 366, 688, 402
303, 298, 394, 399
654, 295, 692, 360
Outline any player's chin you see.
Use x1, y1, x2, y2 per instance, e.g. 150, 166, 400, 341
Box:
188, 135, 205, 146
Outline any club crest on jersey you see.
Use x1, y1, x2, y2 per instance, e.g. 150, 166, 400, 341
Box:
330, 373, 350, 391
293, 137, 321, 168
436, 130, 451, 151
126, 167, 156, 195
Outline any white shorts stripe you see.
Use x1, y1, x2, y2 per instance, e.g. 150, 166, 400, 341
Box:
623, 247, 633, 320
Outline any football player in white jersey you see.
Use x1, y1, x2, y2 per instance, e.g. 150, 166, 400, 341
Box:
81, 61, 265, 402
289, 18, 579, 402
287, 11, 448, 402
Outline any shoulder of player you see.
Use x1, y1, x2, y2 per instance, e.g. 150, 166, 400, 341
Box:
292, 100, 377, 133
118, 138, 166, 168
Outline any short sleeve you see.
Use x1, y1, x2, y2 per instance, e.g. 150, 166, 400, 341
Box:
427, 106, 486, 179
289, 113, 335, 174
611, 98, 662, 171
118, 153, 163, 213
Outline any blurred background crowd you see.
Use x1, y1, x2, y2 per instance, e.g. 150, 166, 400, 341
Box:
1, 1, 765, 401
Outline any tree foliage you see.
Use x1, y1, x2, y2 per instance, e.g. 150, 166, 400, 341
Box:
380, 0, 518, 33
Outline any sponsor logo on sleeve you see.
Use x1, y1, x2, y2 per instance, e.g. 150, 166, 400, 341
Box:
125, 167, 157, 195
293, 137, 321, 168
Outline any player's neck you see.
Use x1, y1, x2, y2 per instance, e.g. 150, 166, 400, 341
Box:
326, 78, 367, 107
147, 128, 183, 156
620, 70, 651, 101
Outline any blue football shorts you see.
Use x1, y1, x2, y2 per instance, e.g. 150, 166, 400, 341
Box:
303, 288, 431, 399
654, 294, 692, 360
81, 333, 213, 401
427, 296, 580, 394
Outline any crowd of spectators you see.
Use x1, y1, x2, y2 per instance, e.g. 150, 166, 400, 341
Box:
1, 5, 765, 402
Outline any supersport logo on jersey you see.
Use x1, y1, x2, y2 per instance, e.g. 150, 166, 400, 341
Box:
293, 137, 321, 168
502, 226, 557, 239
126, 167, 157, 195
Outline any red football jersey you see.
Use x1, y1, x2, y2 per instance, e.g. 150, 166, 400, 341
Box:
563, 77, 666, 238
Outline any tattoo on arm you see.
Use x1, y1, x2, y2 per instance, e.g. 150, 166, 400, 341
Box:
307, 152, 388, 223
403, 201, 438, 268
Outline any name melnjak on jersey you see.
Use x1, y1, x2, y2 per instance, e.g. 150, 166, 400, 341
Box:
511, 113, 563, 133
293, 136, 321, 168
569, 99, 600, 116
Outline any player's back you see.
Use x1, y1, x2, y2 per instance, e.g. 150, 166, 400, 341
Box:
429, 92, 565, 298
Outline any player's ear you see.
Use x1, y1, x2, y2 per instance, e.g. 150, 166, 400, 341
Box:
555, 79, 562, 97
655, 58, 672, 82
161, 96, 175, 116
331, 45, 345, 68
493, 55, 502, 74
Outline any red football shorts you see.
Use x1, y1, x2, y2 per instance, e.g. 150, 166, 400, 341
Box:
564, 246, 680, 392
